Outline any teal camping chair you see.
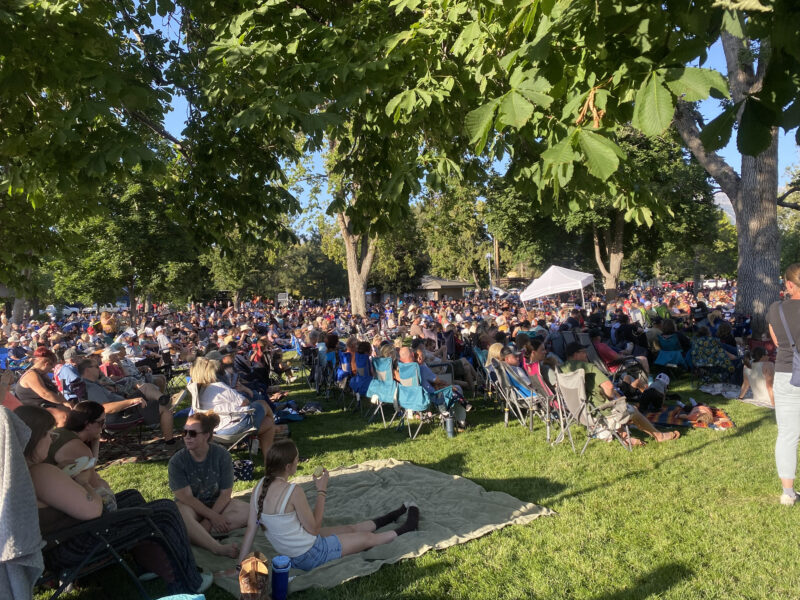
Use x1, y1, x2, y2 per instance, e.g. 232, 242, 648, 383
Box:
396, 361, 453, 440
366, 357, 399, 427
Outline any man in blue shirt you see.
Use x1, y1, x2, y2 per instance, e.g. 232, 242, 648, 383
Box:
58, 346, 84, 402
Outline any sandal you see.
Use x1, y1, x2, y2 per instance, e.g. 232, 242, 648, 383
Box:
656, 430, 681, 442
618, 433, 645, 447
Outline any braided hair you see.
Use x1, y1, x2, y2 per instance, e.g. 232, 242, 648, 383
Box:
256, 439, 299, 526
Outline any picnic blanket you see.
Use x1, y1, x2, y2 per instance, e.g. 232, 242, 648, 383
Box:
645, 405, 735, 430
193, 458, 553, 595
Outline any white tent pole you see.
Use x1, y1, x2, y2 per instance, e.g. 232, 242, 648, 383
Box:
581, 286, 585, 308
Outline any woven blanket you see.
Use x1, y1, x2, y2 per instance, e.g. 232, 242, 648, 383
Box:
645, 405, 735, 430
193, 458, 552, 596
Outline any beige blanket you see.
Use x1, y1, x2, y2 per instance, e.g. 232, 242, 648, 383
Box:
193, 458, 553, 595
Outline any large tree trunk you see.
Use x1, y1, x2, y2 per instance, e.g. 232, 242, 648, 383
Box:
735, 132, 780, 336
592, 212, 625, 300
11, 296, 26, 324
337, 211, 377, 317
673, 33, 780, 337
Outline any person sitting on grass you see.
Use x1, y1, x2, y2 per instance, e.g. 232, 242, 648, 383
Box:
16, 405, 213, 595
236, 439, 419, 572
168, 411, 249, 558
561, 342, 680, 446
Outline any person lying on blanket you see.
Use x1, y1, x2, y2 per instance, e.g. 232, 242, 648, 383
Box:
561, 342, 680, 446
236, 440, 419, 572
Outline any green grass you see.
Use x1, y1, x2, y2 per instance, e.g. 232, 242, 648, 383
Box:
38, 377, 797, 600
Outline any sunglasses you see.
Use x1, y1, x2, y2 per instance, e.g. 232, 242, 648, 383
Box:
182, 429, 205, 438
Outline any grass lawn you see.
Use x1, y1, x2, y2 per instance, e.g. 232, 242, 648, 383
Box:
37, 376, 796, 600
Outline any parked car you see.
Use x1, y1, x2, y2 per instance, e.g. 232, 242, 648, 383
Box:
45, 305, 81, 317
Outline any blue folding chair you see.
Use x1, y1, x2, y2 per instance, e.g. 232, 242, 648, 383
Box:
366, 357, 399, 427
396, 362, 453, 439
348, 353, 372, 414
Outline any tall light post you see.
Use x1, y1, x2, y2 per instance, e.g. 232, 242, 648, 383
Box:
486, 252, 493, 299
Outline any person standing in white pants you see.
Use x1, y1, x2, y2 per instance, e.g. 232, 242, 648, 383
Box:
767, 263, 800, 506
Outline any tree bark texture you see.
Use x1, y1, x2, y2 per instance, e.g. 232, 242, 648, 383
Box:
592, 212, 625, 299
337, 211, 376, 316
673, 33, 780, 336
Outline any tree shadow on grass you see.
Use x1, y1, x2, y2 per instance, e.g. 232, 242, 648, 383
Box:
591, 562, 693, 600
417, 452, 568, 506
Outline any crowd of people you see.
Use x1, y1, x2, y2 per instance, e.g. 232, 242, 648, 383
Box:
4, 267, 800, 597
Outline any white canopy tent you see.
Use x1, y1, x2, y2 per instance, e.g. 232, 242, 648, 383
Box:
519, 266, 595, 306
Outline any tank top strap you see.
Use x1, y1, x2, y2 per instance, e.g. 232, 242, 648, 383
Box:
278, 483, 295, 514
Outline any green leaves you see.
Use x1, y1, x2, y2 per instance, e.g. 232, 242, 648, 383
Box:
497, 91, 534, 129
699, 102, 739, 152
664, 67, 730, 102
578, 130, 626, 181
737, 97, 776, 155
465, 99, 500, 153
632, 72, 674, 136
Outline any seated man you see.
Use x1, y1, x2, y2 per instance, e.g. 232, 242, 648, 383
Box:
561, 342, 679, 445
78, 358, 177, 444
414, 338, 476, 392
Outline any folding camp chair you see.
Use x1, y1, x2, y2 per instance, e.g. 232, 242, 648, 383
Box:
39, 506, 180, 600
553, 369, 632, 455
396, 362, 453, 440
366, 357, 400, 427
548, 331, 567, 361
473, 347, 491, 403
187, 382, 257, 452
301, 346, 319, 392
348, 353, 372, 415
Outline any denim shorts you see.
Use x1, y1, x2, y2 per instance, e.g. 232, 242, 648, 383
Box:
215, 402, 266, 435
291, 535, 342, 571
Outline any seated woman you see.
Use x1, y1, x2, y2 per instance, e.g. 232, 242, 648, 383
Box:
653, 319, 688, 369
16, 347, 73, 426
739, 347, 774, 405
46, 401, 110, 493
237, 440, 418, 572
190, 355, 275, 465
168, 411, 249, 559
16, 405, 211, 595
521, 338, 557, 393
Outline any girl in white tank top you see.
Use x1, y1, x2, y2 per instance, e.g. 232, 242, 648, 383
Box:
235, 440, 419, 571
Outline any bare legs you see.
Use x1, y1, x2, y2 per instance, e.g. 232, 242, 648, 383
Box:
320, 522, 398, 557
176, 499, 248, 558
628, 408, 680, 442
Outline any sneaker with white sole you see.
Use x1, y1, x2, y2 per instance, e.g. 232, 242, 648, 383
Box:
780, 493, 797, 506
196, 572, 214, 593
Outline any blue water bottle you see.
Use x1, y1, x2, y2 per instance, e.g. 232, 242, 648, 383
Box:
271, 555, 291, 600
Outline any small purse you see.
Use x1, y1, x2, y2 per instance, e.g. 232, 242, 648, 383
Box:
777, 302, 800, 387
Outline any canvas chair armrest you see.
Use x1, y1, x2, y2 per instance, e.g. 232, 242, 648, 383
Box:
44, 507, 154, 548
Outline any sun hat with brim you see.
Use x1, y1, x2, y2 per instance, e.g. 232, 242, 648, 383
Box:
8, 334, 20, 343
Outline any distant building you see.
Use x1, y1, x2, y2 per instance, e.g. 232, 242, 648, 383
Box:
416, 276, 473, 301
